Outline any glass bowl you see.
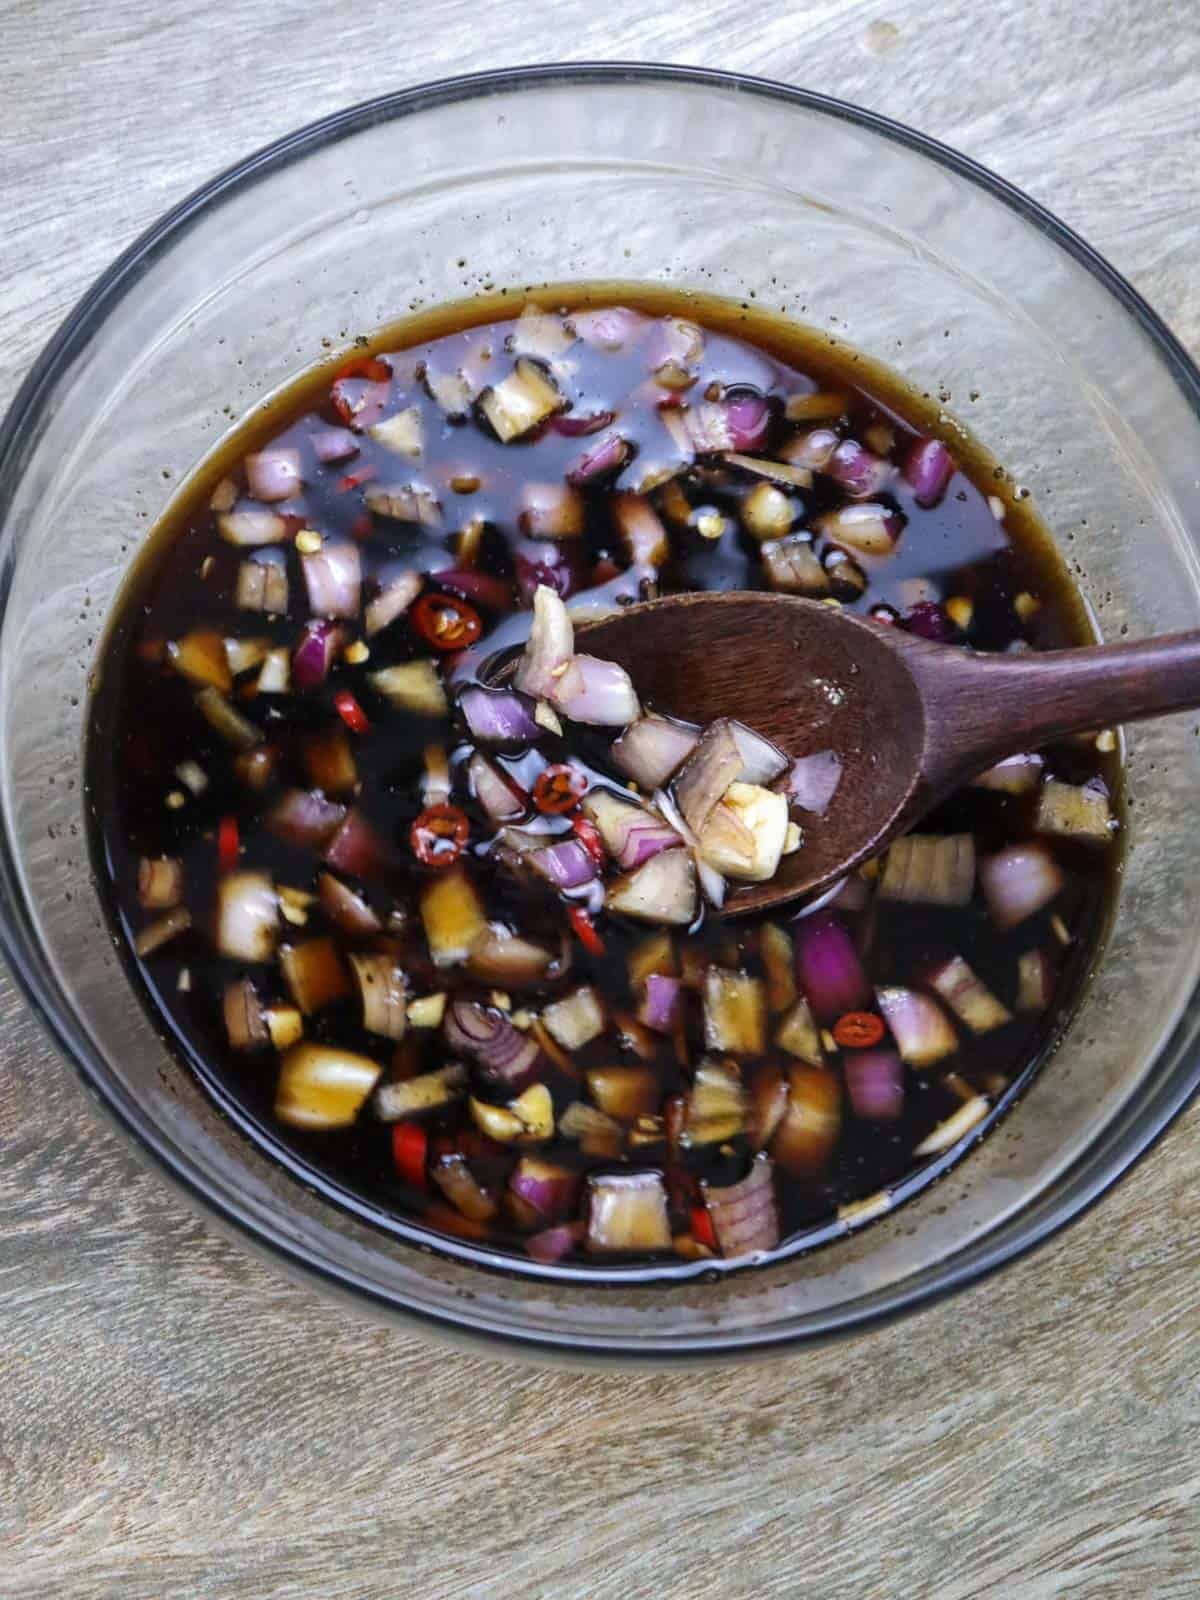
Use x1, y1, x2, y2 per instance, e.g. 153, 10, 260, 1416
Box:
3, 64, 1198, 1361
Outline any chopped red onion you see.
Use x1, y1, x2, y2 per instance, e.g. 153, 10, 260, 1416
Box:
566, 432, 631, 486
927, 955, 1012, 1033
349, 952, 407, 1039
681, 401, 733, 454
903, 601, 956, 642
844, 1049, 904, 1120
606, 848, 698, 926
724, 391, 770, 451
727, 720, 788, 785
466, 926, 557, 988
782, 427, 839, 471
879, 834, 976, 908
639, 973, 682, 1034
459, 686, 540, 747
519, 481, 585, 539
612, 492, 669, 568
444, 999, 541, 1091
514, 584, 575, 698
572, 306, 647, 351
876, 986, 958, 1067
550, 409, 616, 437
311, 427, 360, 465
515, 539, 582, 605
216, 871, 278, 963
467, 752, 528, 825
267, 789, 347, 850
323, 809, 389, 880
528, 838, 599, 891
826, 439, 893, 497
317, 872, 382, 937
365, 570, 423, 637
794, 915, 872, 1024
703, 1155, 780, 1257
904, 437, 956, 507
781, 750, 843, 816
509, 1157, 580, 1222
292, 620, 342, 690
612, 714, 700, 790
607, 809, 685, 872
434, 569, 516, 612
526, 1222, 583, 1263
302, 543, 361, 619
245, 449, 302, 503
550, 654, 640, 726
979, 843, 1065, 929
674, 720, 743, 833
217, 509, 288, 546
816, 502, 903, 555
648, 316, 704, 373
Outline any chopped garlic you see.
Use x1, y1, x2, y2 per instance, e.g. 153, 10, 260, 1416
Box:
988, 494, 1006, 521
914, 1094, 989, 1155
838, 1190, 891, 1227
945, 595, 974, 631
295, 529, 322, 555
1095, 728, 1117, 754
1051, 913, 1071, 946
407, 993, 447, 1029
1014, 591, 1041, 624
783, 821, 802, 855
165, 789, 186, 810
535, 699, 564, 735
695, 512, 725, 540
490, 990, 512, 1012
175, 760, 208, 795
343, 640, 369, 665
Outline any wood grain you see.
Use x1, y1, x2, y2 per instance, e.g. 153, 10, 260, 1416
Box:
2, 4, 1199, 1597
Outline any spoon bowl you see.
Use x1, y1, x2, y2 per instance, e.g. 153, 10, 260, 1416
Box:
577, 591, 1200, 915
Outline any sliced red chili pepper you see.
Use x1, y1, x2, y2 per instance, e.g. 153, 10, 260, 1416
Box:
333, 689, 370, 735
336, 464, 378, 493
534, 763, 588, 815
217, 815, 239, 873
691, 1204, 717, 1251
410, 592, 483, 652
349, 512, 373, 540
336, 354, 393, 385
832, 1010, 886, 1049
392, 1122, 428, 1189
410, 803, 469, 868
570, 813, 607, 868
568, 905, 606, 957
330, 355, 393, 427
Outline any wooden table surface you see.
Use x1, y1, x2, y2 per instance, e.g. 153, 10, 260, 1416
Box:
3, 5, 1198, 1597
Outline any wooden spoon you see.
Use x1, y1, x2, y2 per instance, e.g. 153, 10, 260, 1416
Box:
574, 591, 1199, 915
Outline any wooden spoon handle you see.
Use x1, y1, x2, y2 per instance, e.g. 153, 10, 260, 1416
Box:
910, 630, 1200, 795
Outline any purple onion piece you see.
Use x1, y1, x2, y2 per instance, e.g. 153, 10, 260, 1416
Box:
793, 915, 872, 1024
566, 432, 631, 486
723, 391, 770, 451
514, 584, 574, 699
550, 409, 616, 437
267, 789, 347, 849
826, 438, 891, 498
526, 1222, 584, 1263
528, 838, 599, 891
459, 686, 540, 747
781, 750, 843, 816
903, 600, 957, 642
572, 306, 647, 351
904, 437, 956, 507
979, 843, 1065, 930
844, 1049, 905, 1120
703, 1155, 780, 1257
444, 999, 542, 1090
311, 427, 360, 465
509, 1157, 580, 1222
550, 654, 640, 726
515, 539, 582, 605
302, 543, 362, 619
611, 714, 700, 790
292, 620, 342, 690
610, 810, 684, 872
245, 448, 302, 502
639, 973, 683, 1034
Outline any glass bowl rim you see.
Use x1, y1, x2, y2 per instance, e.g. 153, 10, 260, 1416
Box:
2, 60, 1199, 1360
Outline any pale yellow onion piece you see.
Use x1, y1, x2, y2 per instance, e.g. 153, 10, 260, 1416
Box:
275, 1043, 382, 1130
914, 1095, 990, 1156
468, 1081, 554, 1144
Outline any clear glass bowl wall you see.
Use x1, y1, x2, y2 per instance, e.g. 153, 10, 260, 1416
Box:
3, 67, 1198, 1358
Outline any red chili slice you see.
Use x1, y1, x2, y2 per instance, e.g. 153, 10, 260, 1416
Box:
392, 1123, 428, 1189
333, 689, 370, 735
410, 803, 469, 868
832, 1010, 886, 1049
534, 764, 588, 815
570, 813, 607, 867
568, 905, 606, 957
691, 1204, 717, 1251
336, 464, 378, 493
410, 592, 483, 652
217, 815, 239, 873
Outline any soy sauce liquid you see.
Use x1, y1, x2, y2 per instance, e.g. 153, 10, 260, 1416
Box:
86, 284, 1121, 1278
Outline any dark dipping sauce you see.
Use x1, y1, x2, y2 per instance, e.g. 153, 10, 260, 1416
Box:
86, 285, 1121, 1278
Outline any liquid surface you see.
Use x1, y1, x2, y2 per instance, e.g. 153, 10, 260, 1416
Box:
87, 285, 1119, 1277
